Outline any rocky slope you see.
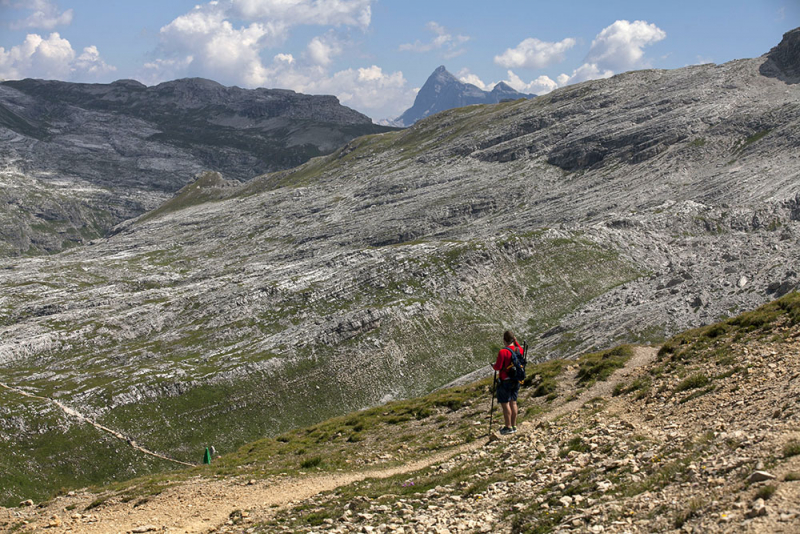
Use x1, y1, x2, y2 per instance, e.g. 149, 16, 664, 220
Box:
4, 292, 800, 533
395, 66, 533, 126
0, 77, 394, 255
0, 28, 799, 507
254, 293, 800, 534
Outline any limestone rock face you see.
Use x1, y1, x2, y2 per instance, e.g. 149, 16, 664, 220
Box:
0, 77, 395, 255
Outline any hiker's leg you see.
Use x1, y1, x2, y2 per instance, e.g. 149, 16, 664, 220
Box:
500, 402, 512, 428
510, 401, 518, 427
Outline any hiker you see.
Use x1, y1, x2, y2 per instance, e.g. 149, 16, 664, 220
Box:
492, 330, 523, 435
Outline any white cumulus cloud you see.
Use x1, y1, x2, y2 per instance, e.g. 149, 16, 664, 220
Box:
74, 45, 116, 76
494, 37, 576, 69
559, 19, 666, 86
273, 53, 295, 64
584, 19, 666, 72
489, 20, 666, 95
143, 0, 412, 120
399, 21, 470, 57
5, 0, 73, 30
456, 68, 490, 90
503, 71, 560, 95
307, 33, 343, 66
562, 62, 614, 85
156, 4, 287, 87
0, 32, 115, 80
457, 68, 559, 96
150, 0, 376, 87
140, 56, 194, 85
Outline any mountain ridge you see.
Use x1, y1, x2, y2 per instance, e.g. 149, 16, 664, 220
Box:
0, 77, 396, 256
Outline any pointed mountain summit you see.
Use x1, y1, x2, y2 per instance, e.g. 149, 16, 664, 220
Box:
396, 66, 534, 126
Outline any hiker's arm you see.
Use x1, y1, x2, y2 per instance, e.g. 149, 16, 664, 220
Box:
491, 351, 503, 371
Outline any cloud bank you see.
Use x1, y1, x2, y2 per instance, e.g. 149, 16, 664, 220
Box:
0, 32, 115, 80
494, 20, 666, 95
0, 1, 115, 80
494, 37, 576, 69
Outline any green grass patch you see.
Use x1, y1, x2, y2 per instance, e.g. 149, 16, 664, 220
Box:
689, 138, 706, 147
678, 385, 716, 404
559, 437, 590, 458
300, 456, 323, 469
783, 440, 800, 458
0, 392, 177, 508
576, 345, 634, 386
754, 485, 777, 500
657, 292, 800, 369
674, 498, 705, 529
674, 373, 710, 393
613, 377, 651, 397
525, 359, 564, 398
741, 130, 771, 150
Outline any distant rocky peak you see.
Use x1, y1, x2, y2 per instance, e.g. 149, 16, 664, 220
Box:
423, 66, 463, 92
491, 82, 515, 92
396, 66, 534, 126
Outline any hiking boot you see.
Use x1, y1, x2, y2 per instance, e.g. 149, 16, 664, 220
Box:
499, 426, 512, 435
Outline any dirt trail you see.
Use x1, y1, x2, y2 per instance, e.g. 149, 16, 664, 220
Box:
543, 346, 658, 422
6, 346, 659, 533
5, 443, 479, 534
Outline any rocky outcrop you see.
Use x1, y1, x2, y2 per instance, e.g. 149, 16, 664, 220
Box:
760, 27, 800, 83
395, 66, 533, 126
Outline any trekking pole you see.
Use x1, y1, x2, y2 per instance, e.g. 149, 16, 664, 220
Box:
488, 370, 497, 437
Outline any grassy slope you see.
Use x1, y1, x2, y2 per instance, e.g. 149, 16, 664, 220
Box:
0, 339, 631, 509
0, 390, 176, 508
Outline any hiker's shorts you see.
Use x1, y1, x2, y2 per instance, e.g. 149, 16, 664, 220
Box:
497, 380, 519, 403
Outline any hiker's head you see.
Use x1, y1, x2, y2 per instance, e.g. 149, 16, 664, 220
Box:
503, 330, 515, 345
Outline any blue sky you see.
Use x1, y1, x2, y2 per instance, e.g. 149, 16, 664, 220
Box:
0, 0, 796, 121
